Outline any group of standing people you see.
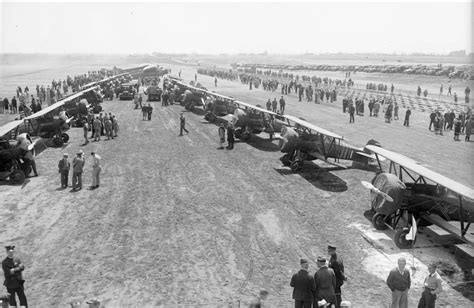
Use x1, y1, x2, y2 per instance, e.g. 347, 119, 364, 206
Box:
58, 150, 101, 191
265, 97, 286, 114
290, 245, 346, 308
428, 109, 472, 141
217, 122, 234, 150
82, 112, 119, 144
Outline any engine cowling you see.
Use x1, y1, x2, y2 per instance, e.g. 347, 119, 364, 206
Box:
279, 126, 299, 153
371, 173, 406, 216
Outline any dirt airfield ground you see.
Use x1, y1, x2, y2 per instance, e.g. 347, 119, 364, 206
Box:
0, 65, 473, 307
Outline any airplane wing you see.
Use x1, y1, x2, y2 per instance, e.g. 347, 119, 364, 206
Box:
283, 114, 344, 140
309, 151, 347, 169
365, 145, 474, 199
234, 100, 279, 116
25, 86, 99, 120
0, 120, 24, 139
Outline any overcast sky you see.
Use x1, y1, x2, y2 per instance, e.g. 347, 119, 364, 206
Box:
1, 1, 472, 55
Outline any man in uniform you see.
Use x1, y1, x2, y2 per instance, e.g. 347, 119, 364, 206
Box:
328, 245, 346, 308
314, 256, 337, 308
349, 103, 355, 123
279, 96, 286, 114
93, 117, 101, 141
404, 108, 411, 127
90, 152, 101, 190
272, 98, 278, 113
179, 113, 189, 136
386, 257, 411, 308
290, 258, 315, 308
2, 245, 28, 308
226, 123, 235, 150
72, 150, 85, 191
58, 153, 70, 188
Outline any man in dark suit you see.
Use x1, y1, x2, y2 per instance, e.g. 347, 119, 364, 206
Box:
328, 245, 346, 308
2, 245, 27, 308
314, 256, 337, 308
58, 153, 70, 188
290, 258, 316, 308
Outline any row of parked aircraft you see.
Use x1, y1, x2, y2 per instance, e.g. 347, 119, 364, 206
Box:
166, 75, 474, 251
0, 72, 136, 185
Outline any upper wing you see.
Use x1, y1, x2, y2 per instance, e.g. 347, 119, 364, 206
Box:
24, 86, 99, 120
282, 114, 344, 140
0, 120, 25, 139
365, 145, 474, 199
234, 100, 279, 116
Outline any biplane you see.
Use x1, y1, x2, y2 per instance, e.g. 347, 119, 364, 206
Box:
361, 145, 474, 249
278, 115, 381, 171
167, 78, 210, 111
0, 87, 101, 147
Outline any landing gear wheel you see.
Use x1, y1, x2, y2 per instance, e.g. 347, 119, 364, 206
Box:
281, 154, 291, 166
61, 133, 70, 143
10, 170, 25, 185
291, 161, 302, 172
53, 136, 64, 147
234, 128, 243, 139
372, 213, 388, 230
189, 105, 194, 111
241, 132, 251, 142
394, 228, 414, 249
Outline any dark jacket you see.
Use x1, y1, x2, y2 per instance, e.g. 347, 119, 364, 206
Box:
314, 266, 337, 304
386, 267, 411, 291
329, 254, 345, 290
58, 158, 70, 172
227, 127, 235, 142
290, 269, 316, 302
2, 257, 24, 289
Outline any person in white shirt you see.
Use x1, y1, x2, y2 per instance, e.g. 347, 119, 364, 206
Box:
417, 263, 443, 308
90, 152, 101, 189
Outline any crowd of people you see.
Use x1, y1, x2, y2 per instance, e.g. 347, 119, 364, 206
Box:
1, 70, 116, 120
428, 109, 472, 141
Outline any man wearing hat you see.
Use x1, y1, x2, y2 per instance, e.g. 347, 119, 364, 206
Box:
328, 245, 346, 308
290, 258, 316, 308
2, 245, 28, 308
314, 256, 337, 308
58, 153, 70, 188
72, 150, 85, 191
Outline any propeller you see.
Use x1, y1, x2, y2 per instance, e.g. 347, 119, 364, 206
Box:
361, 181, 394, 202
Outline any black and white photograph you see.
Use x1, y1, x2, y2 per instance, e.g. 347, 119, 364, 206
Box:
0, 0, 473, 307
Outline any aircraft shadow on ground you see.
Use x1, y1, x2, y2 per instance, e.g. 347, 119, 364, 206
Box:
244, 135, 281, 152
275, 162, 348, 192
182, 107, 206, 116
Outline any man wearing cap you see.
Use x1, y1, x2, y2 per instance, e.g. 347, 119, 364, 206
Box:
72, 150, 85, 191
386, 257, 411, 308
58, 153, 70, 188
328, 245, 346, 308
2, 245, 28, 308
90, 152, 101, 190
314, 257, 337, 308
290, 258, 316, 308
